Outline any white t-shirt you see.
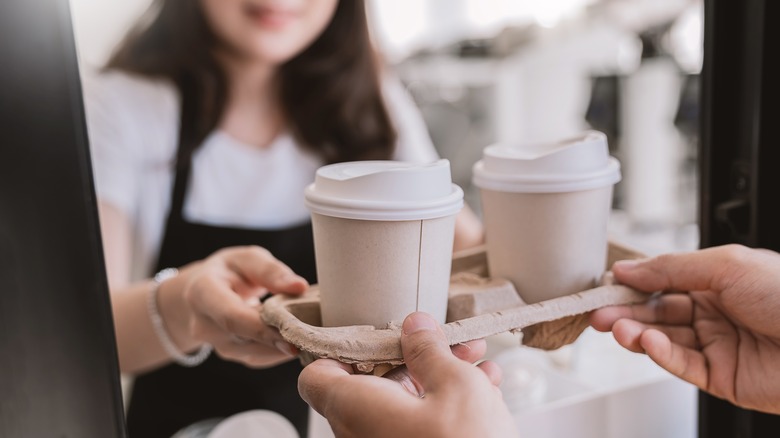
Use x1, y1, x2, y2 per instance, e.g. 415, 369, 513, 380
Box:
82, 70, 439, 281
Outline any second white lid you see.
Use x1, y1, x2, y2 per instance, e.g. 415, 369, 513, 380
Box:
472, 131, 621, 193
305, 159, 464, 221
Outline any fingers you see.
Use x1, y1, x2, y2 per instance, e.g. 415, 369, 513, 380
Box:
298, 359, 355, 416
192, 316, 296, 366
299, 359, 415, 432
383, 339, 489, 397
611, 245, 753, 293
187, 275, 301, 362
609, 320, 708, 390
590, 293, 693, 331
451, 339, 487, 363
381, 365, 422, 396
189, 275, 281, 339
220, 246, 308, 295
175, 245, 309, 368
639, 329, 708, 390
608, 321, 708, 391
477, 360, 503, 386
611, 319, 698, 352
401, 312, 469, 393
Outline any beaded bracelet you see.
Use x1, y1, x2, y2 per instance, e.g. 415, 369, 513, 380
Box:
147, 267, 213, 367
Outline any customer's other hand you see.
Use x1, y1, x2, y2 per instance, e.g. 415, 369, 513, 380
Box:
591, 244, 780, 414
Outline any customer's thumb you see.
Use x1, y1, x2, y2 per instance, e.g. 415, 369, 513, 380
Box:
401, 312, 459, 392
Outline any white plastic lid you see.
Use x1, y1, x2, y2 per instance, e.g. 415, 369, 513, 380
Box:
472, 131, 622, 193
305, 159, 464, 221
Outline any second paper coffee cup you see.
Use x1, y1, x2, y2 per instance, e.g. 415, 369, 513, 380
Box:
472, 131, 621, 304
305, 159, 463, 328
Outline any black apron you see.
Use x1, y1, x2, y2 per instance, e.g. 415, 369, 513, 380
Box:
125, 154, 317, 438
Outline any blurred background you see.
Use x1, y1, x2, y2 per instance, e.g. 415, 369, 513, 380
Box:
70, 1, 703, 436
71, 0, 703, 257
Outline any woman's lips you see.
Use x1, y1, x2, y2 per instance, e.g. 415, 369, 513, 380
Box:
244, 3, 298, 30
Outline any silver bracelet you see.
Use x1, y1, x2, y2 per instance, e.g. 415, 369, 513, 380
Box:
147, 267, 213, 367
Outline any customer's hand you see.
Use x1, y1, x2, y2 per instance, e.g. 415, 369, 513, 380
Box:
590, 244, 780, 414
159, 245, 308, 368
298, 312, 517, 438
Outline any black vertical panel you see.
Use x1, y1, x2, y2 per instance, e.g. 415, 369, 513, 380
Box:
755, 1, 780, 250
0, 0, 126, 437
699, 0, 780, 437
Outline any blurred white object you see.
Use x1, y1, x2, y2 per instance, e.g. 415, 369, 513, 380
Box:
492, 348, 551, 412
512, 376, 697, 438
208, 410, 299, 438
621, 56, 686, 226
667, 1, 704, 74
494, 329, 697, 438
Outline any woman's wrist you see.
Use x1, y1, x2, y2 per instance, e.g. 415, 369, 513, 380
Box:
155, 269, 202, 354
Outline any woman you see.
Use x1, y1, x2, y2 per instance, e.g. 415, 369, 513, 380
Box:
84, 0, 482, 437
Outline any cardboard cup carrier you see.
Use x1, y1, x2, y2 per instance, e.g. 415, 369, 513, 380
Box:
305, 159, 463, 328
472, 131, 621, 304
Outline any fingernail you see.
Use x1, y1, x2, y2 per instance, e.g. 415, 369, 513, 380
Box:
403, 312, 438, 335
451, 342, 472, 355
275, 341, 295, 356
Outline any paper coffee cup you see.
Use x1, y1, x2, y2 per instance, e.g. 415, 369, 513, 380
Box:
305, 159, 463, 328
472, 131, 621, 304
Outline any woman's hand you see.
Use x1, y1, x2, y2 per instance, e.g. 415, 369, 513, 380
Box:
590, 244, 780, 415
158, 245, 308, 368
99, 201, 307, 372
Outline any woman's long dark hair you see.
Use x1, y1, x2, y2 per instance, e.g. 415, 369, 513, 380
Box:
106, 0, 396, 166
